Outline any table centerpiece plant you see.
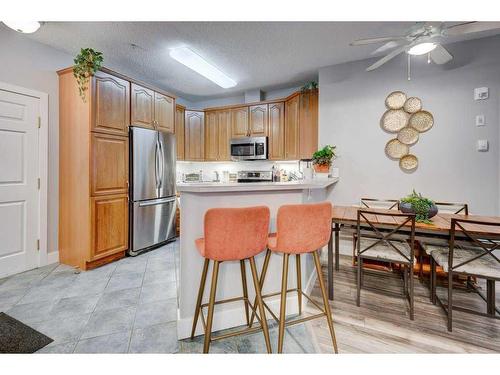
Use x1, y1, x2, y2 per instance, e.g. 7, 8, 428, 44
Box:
399, 189, 438, 223
312, 145, 336, 173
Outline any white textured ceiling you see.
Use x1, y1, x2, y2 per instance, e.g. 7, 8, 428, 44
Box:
21, 22, 500, 101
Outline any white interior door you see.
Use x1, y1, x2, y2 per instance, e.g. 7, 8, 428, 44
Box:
0, 89, 40, 278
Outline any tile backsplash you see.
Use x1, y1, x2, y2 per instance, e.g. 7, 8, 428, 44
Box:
176, 160, 301, 182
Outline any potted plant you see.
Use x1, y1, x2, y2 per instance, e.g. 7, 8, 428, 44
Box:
312, 145, 336, 173
399, 189, 438, 223
73, 48, 104, 102
301, 81, 318, 93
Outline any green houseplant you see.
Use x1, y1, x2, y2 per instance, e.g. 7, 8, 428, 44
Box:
312, 145, 336, 173
399, 189, 438, 223
301, 81, 318, 93
73, 48, 104, 102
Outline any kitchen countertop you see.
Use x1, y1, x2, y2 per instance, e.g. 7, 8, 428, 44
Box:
176, 177, 339, 193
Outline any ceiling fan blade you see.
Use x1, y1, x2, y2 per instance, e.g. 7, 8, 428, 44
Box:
444, 21, 500, 36
350, 36, 405, 46
430, 44, 453, 64
371, 41, 401, 55
366, 45, 408, 71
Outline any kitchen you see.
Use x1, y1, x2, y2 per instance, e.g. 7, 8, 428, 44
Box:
0, 12, 500, 367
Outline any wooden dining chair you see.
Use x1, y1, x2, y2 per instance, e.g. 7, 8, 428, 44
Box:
424, 218, 500, 331
356, 209, 416, 320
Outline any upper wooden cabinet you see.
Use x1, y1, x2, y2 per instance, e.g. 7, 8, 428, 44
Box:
218, 110, 232, 161
203, 110, 232, 161
249, 104, 268, 137
154, 92, 175, 133
231, 107, 249, 138
205, 111, 218, 161
185, 110, 205, 161
268, 102, 285, 160
131, 84, 154, 129
298, 90, 318, 159
176, 105, 185, 160
132, 84, 175, 132
91, 133, 129, 196
91, 71, 130, 136
285, 94, 300, 160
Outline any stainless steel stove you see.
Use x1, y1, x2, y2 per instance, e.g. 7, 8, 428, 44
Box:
237, 170, 273, 183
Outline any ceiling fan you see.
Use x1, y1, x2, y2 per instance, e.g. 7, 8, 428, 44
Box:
350, 22, 500, 72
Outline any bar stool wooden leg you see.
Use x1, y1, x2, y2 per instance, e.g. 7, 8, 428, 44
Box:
313, 250, 338, 353
356, 256, 362, 307
240, 260, 250, 326
296, 254, 302, 315
249, 257, 272, 353
409, 264, 415, 320
203, 260, 220, 353
278, 253, 290, 353
249, 249, 271, 327
191, 258, 210, 339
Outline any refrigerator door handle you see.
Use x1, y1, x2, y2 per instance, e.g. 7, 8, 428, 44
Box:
154, 139, 160, 189
158, 138, 165, 189
138, 197, 176, 207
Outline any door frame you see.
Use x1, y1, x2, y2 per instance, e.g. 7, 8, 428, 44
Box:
0, 81, 49, 269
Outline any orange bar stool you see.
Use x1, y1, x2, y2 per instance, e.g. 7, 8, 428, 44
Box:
190, 206, 272, 353
253, 202, 338, 353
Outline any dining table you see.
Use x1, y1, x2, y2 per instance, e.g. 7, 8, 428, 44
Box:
327, 205, 500, 301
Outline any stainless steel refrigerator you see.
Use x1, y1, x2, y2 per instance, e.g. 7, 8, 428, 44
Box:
129, 126, 176, 256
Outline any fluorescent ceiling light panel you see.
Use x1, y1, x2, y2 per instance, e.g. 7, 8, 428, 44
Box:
407, 42, 437, 56
3, 21, 41, 33
170, 47, 236, 88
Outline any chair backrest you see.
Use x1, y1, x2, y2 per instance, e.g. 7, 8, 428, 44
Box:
360, 198, 399, 210
273, 202, 332, 253
435, 201, 469, 215
449, 218, 500, 271
204, 206, 270, 261
356, 209, 416, 263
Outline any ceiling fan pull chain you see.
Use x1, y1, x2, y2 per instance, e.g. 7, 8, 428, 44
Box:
407, 54, 411, 81
427, 52, 431, 64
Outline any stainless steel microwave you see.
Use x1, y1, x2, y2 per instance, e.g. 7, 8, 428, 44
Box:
230, 137, 268, 161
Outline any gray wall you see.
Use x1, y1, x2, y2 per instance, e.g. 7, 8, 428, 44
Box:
319, 35, 500, 215
0, 27, 73, 254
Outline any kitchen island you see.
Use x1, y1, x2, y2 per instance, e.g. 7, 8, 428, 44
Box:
176, 178, 338, 339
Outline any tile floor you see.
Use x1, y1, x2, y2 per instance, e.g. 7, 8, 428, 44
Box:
0, 240, 319, 353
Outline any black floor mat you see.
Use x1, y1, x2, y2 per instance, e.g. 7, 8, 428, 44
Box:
0, 312, 53, 353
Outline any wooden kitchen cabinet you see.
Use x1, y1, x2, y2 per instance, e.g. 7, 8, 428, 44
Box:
176, 105, 185, 160
205, 111, 218, 161
131, 83, 154, 129
91, 71, 130, 136
249, 104, 268, 137
218, 110, 232, 161
154, 92, 175, 133
185, 110, 205, 161
285, 94, 300, 160
90, 194, 128, 261
298, 90, 318, 159
268, 102, 285, 160
231, 107, 249, 138
91, 133, 128, 196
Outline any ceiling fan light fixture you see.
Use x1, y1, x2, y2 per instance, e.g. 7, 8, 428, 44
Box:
2, 21, 41, 34
169, 46, 237, 89
407, 42, 437, 56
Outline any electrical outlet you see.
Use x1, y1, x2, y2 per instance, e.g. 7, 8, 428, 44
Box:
477, 140, 489, 152
475, 114, 485, 126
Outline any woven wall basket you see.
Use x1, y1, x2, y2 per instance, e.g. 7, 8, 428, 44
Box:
385, 91, 407, 109
399, 154, 418, 170
381, 109, 409, 133
397, 126, 419, 145
403, 97, 422, 113
409, 110, 434, 132
385, 138, 409, 159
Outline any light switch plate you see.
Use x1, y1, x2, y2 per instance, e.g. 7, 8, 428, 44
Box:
477, 139, 489, 152
474, 87, 489, 100
475, 114, 485, 126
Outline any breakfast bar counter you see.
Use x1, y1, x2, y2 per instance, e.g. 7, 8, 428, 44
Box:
176, 178, 338, 339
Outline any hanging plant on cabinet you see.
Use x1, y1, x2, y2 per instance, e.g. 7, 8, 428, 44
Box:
73, 48, 104, 102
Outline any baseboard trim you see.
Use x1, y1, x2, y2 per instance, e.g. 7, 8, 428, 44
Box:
46, 251, 59, 265
177, 293, 299, 340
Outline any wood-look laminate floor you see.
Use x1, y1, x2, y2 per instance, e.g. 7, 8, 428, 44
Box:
307, 256, 500, 353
